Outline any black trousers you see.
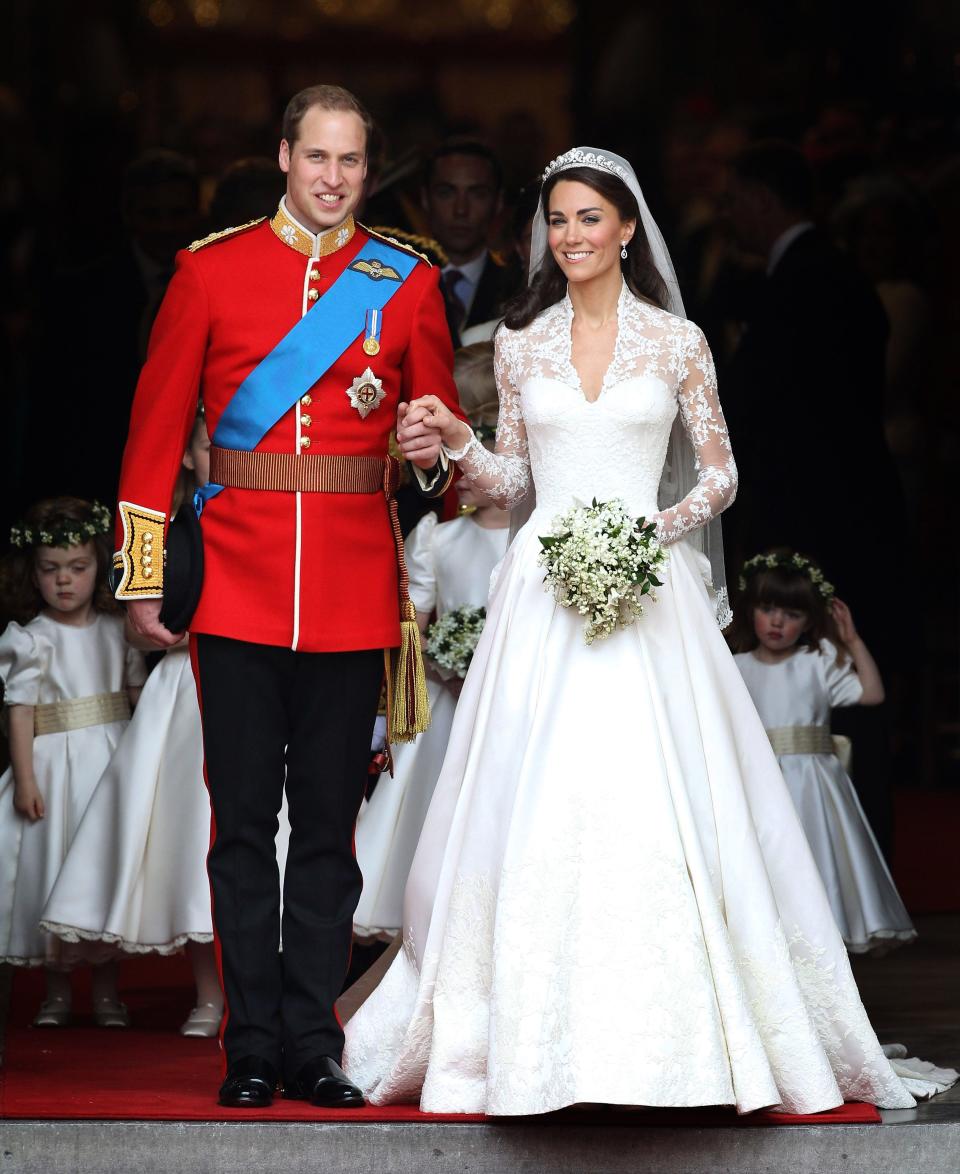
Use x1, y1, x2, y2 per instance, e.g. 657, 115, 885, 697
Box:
192, 634, 383, 1076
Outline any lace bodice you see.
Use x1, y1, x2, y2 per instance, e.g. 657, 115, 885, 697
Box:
452, 285, 737, 542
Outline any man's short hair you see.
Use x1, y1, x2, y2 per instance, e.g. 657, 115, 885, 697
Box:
281, 85, 374, 150
732, 141, 815, 215
423, 139, 503, 191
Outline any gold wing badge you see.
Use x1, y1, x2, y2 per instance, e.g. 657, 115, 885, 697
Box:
349, 257, 403, 282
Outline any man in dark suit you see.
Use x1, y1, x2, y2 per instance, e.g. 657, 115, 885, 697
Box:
722, 141, 905, 854
421, 139, 521, 339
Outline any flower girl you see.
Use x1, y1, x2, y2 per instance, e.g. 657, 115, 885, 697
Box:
40, 412, 227, 1036
353, 343, 511, 941
0, 498, 146, 1025
730, 551, 916, 954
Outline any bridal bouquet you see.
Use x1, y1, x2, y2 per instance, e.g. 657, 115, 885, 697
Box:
425, 606, 486, 679
538, 498, 666, 644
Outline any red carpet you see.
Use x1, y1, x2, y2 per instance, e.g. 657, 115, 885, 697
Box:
0, 958, 879, 1125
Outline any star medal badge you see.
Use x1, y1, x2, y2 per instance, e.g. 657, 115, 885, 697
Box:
347, 367, 386, 419
362, 307, 382, 356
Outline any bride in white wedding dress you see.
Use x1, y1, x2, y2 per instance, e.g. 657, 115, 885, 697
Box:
342, 147, 955, 1116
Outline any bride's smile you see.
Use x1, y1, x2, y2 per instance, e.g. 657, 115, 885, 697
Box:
548, 179, 634, 284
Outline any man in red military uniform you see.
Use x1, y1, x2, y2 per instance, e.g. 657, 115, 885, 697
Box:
114, 86, 463, 1109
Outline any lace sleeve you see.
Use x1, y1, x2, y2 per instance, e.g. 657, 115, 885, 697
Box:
446, 328, 533, 509
654, 324, 738, 545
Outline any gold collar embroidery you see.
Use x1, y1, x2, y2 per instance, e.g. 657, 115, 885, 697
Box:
269, 200, 356, 259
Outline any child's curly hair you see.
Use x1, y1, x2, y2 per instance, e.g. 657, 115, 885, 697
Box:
0, 497, 119, 626
727, 548, 848, 663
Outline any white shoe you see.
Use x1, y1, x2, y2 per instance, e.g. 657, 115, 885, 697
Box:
93, 997, 130, 1028
33, 997, 72, 1027
180, 1003, 223, 1038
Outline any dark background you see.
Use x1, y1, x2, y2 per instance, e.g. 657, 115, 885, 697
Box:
1, 1, 958, 885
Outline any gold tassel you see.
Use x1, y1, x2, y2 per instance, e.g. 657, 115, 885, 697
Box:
389, 599, 431, 742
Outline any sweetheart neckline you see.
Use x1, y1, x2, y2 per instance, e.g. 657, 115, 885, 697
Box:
523, 372, 671, 405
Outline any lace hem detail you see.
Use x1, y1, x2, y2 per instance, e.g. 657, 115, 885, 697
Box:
845, 928, 918, 956
0, 954, 46, 968
39, 919, 214, 956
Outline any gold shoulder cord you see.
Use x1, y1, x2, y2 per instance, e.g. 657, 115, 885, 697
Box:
188, 217, 267, 253
361, 224, 434, 268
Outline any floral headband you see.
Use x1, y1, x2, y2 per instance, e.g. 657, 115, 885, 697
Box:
738, 552, 835, 601
10, 502, 112, 550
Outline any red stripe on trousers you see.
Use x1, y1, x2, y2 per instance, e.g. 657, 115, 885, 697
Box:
189, 634, 230, 1077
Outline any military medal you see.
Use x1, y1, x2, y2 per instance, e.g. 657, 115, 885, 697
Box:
346, 367, 386, 419
362, 308, 382, 356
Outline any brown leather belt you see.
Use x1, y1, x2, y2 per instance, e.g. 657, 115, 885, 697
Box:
209, 446, 387, 494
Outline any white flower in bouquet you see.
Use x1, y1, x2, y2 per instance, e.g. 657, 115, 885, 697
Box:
538, 497, 666, 644
425, 605, 486, 679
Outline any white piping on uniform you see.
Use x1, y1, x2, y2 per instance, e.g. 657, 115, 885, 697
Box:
292, 491, 302, 650
292, 246, 318, 650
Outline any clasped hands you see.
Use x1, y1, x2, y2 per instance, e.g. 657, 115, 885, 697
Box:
397, 397, 472, 468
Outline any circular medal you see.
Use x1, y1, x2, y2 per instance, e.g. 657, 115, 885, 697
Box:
363, 337, 381, 356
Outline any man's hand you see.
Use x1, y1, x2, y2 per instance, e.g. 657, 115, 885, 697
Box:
398, 397, 471, 469
126, 598, 184, 648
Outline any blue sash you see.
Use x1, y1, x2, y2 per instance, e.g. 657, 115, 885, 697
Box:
196, 237, 419, 512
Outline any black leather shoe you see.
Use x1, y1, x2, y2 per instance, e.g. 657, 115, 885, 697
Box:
218, 1055, 278, 1108
283, 1056, 365, 1108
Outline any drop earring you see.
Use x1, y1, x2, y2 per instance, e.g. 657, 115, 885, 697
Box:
620, 242, 628, 260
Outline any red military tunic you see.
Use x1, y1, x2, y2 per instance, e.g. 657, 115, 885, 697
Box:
114, 200, 463, 652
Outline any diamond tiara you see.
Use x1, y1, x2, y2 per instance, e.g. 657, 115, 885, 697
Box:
541, 149, 630, 183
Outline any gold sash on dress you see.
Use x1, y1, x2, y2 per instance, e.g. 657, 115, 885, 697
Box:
33, 691, 131, 736
766, 725, 835, 756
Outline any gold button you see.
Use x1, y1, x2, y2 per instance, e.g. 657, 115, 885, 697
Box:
301, 394, 312, 406
309, 268, 321, 280
141, 553, 153, 567
143, 566, 153, 578
307, 289, 319, 302
142, 533, 154, 547
300, 436, 311, 449
300, 413, 312, 427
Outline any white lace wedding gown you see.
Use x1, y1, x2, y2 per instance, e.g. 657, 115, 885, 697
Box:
343, 285, 946, 1116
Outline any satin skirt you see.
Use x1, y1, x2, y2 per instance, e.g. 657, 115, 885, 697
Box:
343, 522, 922, 1115
41, 649, 213, 957
354, 677, 456, 941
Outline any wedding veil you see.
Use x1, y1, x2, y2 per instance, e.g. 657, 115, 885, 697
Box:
515, 145, 730, 626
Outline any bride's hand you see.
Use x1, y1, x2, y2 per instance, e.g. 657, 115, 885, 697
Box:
398, 396, 472, 466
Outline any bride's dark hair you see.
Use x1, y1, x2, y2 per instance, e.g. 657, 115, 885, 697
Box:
503, 166, 669, 331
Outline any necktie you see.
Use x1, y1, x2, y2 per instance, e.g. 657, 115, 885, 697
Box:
442, 269, 467, 330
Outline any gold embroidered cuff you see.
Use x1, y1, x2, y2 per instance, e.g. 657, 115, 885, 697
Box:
412, 452, 453, 499
114, 501, 166, 600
